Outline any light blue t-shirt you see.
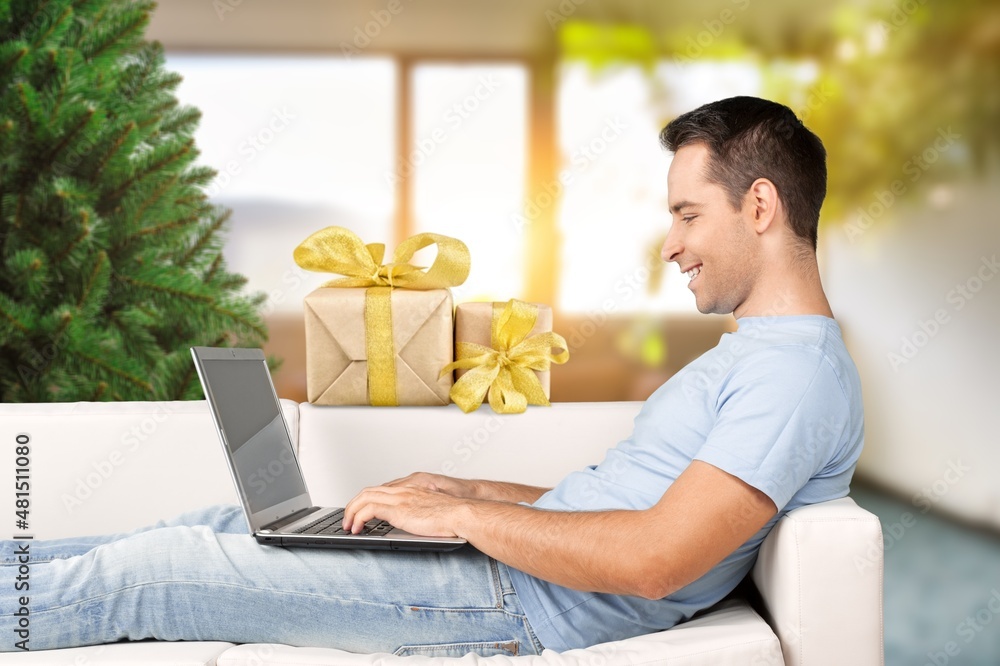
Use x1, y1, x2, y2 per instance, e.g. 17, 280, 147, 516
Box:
508, 315, 865, 651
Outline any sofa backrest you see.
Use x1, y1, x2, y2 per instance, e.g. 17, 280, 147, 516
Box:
296, 401, 642, 506
0, 399, 299, 538
0, 400, 642, 538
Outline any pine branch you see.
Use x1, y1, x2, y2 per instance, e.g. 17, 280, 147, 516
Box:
204, 253, 223, 282
110, 210, 200, 256
13, 193, 24, 228
104, 138, 192, 203
77, 250, 107, 307
15, 82, 33, 135
115, 274, 214, 303
23, 0, 57, 37
211, 303, 268, 340
1, 45, 28, 73
82, 10, 148, 61
70, 349, 152, 392
134, 212, 199, 238
158, 106, 201, 136
89, 381, 108, 401
31, 5, 71, 49
52, 208, 90, 263
44, 105, 95, 167
176, 208, 230, 267
0, 302, 30, 334
129, 171, 179, 225
90, 120, 135, 181
73, 2, 110, 49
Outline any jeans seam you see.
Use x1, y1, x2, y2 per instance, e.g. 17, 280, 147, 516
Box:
488, 557, 503, 609
521, 614, 545, 654
491, 560, 544, 655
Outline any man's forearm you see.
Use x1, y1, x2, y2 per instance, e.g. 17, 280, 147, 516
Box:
471, 480, 550, 504
453, 500, 667, 598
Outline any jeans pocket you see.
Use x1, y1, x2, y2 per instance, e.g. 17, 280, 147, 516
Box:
393, 639, 520, 658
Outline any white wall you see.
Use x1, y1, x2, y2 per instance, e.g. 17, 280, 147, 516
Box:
822, 180, 1000, 528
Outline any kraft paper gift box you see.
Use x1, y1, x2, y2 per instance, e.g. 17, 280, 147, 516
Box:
294, 225, 470, 407
443, 299, 568, 413
304, 287, 454, 406
453, 301, 555, 398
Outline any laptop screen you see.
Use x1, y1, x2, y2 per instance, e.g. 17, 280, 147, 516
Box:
199, 357, 307, 514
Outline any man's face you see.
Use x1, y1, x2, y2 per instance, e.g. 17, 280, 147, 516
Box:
661, 143, 760, 317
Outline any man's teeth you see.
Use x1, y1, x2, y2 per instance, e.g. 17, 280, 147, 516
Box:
685, 266, 701, 279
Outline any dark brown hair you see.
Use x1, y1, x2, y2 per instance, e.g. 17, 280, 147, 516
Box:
659, 96, 827, 250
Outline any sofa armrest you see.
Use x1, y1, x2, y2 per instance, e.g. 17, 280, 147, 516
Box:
751, 496, 884, 666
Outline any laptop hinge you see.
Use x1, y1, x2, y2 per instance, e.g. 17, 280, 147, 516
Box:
266, 506, 321, 532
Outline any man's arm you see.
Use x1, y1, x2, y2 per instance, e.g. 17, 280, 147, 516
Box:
380, 471, 550, 504
343, 460, 776, 599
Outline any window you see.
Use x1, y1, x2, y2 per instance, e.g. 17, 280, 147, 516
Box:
409, 63, 528, 302
556, 60, 763, 314
168, 55, 396, 313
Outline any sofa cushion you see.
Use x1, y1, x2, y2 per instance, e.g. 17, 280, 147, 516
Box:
211, 599, 781, 666
3, 640, 235, 664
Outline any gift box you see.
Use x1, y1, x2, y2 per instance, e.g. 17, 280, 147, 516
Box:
454, 301, 554, 396
304, 287, 454, 406
443, 299, 569, 414
294, 226, 469, 406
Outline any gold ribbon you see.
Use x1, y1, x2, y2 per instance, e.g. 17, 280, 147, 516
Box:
441, 299, 569, 414
294, 226, 470, 406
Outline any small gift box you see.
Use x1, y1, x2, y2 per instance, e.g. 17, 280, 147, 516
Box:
442, 299, 569, 414
295, 226, 470, 406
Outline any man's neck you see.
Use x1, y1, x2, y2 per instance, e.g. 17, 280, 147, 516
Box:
734, 255, 834, 320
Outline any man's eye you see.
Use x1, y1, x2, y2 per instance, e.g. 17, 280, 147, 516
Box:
682, 216, 696, 224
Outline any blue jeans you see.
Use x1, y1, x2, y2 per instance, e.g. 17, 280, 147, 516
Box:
1, 504, 544, 657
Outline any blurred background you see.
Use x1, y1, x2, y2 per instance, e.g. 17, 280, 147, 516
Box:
148, 1, 999, 662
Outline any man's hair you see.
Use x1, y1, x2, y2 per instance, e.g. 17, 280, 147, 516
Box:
659, 96, 827, 250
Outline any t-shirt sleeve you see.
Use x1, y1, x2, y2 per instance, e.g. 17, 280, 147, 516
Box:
692, 346, 851, 512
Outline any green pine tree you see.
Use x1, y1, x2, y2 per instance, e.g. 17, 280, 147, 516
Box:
0, 0, 275, 402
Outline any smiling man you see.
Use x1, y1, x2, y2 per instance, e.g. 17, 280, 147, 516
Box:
341, 96, 864, 649
2, 97, 864, 657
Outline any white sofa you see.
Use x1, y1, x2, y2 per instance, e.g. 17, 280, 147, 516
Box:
0, 400, 884, 665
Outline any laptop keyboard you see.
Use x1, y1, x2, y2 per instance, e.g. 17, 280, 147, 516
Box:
293, 509, 394, 537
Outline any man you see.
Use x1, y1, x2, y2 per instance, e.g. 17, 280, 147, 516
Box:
1, 96, 863, 657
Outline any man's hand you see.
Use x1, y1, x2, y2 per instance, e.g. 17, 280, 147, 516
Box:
381, 472, 480, 499
342, 484, 475, 538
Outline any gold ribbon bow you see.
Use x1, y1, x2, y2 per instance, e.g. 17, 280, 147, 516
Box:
294, 226, 470, 406
441, 299, 569, 414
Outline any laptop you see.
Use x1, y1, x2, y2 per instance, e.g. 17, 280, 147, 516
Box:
190, 346, 466, 551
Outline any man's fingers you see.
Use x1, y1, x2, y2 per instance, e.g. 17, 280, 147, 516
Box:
343, 485, 410, 530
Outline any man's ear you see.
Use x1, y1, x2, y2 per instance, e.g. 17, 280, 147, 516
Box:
747, 178, 779, 234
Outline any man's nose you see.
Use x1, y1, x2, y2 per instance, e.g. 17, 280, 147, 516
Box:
661, 224, 682, 263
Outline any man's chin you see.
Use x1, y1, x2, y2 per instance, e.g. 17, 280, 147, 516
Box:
694, 296, 736, 317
